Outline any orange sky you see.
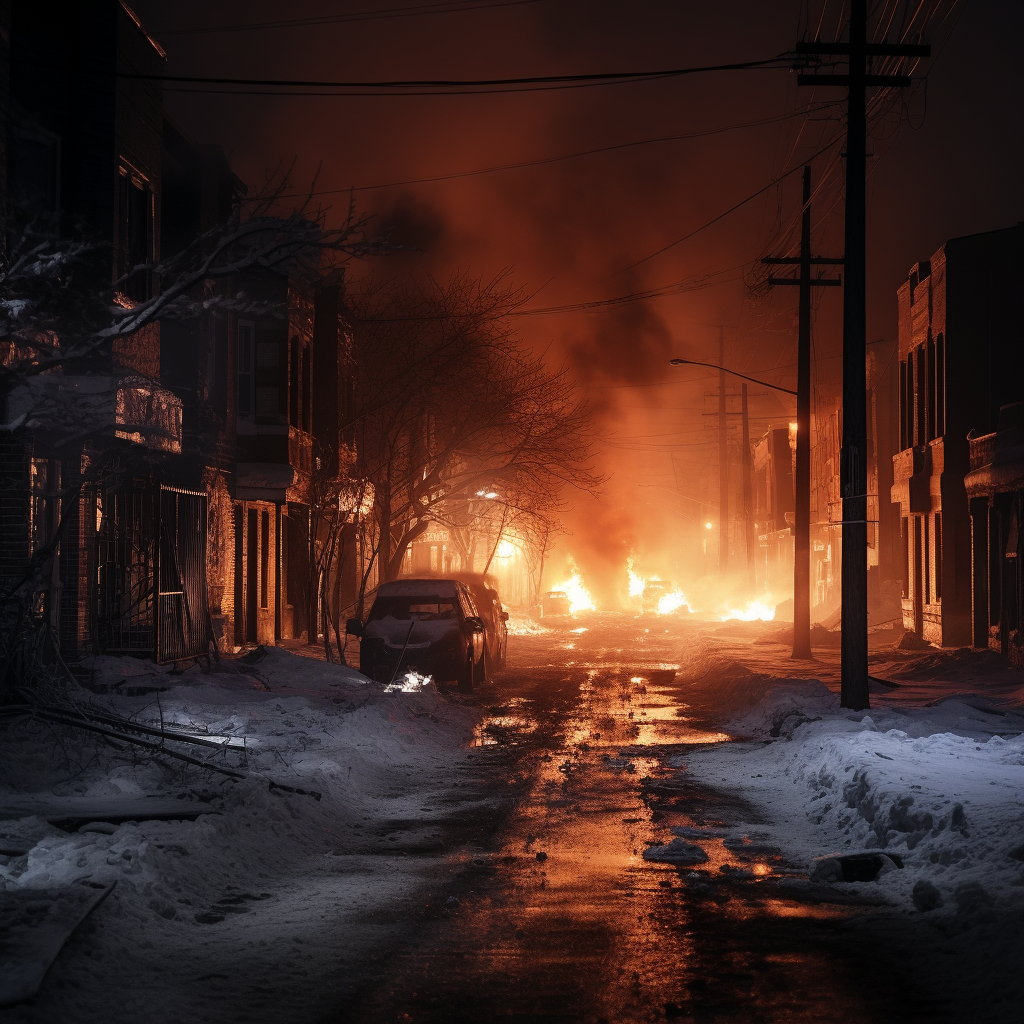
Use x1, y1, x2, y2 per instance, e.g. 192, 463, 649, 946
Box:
137, 0, 1024, 603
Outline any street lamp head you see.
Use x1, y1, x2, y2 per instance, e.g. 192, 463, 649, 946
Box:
668, 358, 689, 365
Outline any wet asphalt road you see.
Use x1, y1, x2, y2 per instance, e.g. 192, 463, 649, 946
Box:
337, 614, 946, 1024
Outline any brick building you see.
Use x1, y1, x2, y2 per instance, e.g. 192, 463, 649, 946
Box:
891, 224, 1024, 647
0, 2, 203, 663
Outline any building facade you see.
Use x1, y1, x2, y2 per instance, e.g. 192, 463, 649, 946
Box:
891, 224, 1024, 647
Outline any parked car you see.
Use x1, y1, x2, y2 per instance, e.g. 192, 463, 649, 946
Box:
346, 579, 487, 692
541, 590, 572, 617
410, 571, 510, 670
453, 573, 509, 671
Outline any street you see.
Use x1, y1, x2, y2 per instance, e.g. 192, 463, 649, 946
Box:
338, 614, 948, 1024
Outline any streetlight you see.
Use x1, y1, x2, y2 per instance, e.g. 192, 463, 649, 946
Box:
670, 355, 809, 660
668, 358, 797, 396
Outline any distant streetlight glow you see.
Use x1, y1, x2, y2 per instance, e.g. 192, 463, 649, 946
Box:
705, 522, 713, 530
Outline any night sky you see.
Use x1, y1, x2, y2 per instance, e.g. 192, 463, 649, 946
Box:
134, 0, 1024, 601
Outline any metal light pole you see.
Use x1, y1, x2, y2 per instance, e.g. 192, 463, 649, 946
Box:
669, 357, 796, 589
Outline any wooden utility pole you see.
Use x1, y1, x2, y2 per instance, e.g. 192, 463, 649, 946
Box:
741, 383, 755, 587
718, 326, 729, 573
763, 166, 842, 660
797, 2, 928, 708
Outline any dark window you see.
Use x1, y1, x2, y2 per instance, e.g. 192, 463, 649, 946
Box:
899, 360, 908, 450
924, 513, 931, 605
290, 337, 300, 428
926, 337, 936, 441
921, 348, 929, 444
246, 508, 258, 640
934, 512, 942, 601
301, 347, 312, 433
237, 322, 255, 419
260, 509, 270, 609
117, 167, 153, 302
935, 333, 945, 437
901, 517, 909, 598
9, 125, 60, 213
905, 357, 915, 447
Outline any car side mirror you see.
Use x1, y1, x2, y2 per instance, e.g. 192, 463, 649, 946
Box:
501, 611, 509, 621
345, 617, 363, 637
465, 615, 485, 635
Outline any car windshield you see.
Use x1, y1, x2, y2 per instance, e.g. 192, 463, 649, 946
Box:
368, 597, 459, 622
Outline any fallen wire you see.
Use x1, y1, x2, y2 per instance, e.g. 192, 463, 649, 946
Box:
0, 705, 323, 800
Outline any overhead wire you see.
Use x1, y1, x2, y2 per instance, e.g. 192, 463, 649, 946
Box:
153, 0, 548, 36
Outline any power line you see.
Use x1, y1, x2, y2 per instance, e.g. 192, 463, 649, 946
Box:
113, 52, 797, 96
617, 130, 845, 273
268, 102, 840, 197
153, 0, 547, 36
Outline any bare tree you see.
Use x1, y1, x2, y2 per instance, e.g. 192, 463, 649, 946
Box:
347, 272, 601, 593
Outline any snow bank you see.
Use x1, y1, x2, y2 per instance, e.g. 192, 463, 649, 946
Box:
675, 678, 1024, 920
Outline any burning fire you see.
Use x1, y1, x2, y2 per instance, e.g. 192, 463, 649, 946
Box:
626, 557, 646, 598
657, 589, 691, 615
720, 600, 776, 622
553, 559, 595, 615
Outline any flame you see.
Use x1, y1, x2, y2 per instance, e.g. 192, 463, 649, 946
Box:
720, 600, 776, 622
657, 589, 691, 615
553, 559, 595, 615
626, 557, 646, 598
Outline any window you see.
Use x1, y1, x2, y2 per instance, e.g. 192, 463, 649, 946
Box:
117, 166, 153, 302
905, 357, 915, 448
901, 517, 909, 598
289, 337, 300, 428
260, 509, 270, 609
934, 512, 942, 601
899, 360, 908, 450
9, 124, 61, 213
915, 346, 926, 446
300, 346, 311, 433
237, 322, 255, 418
935, 333, 945, 437
927, 337, 936, 441
923, 513, 931, 605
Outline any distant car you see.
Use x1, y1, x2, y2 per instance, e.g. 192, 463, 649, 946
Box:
641, 579, 675, 613
541, 590, 572, 617
346, 578, 487, 692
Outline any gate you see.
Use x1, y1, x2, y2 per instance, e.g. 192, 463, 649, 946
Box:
95, 484, 156, 654
157, 486, 213, 663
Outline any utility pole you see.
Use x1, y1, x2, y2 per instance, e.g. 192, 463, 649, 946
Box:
741, 383, 755, 587
763, 166, 842, 661
797, 2, 928, 708
718, 326, 729, 573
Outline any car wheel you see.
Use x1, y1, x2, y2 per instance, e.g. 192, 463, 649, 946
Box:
458, 653, 474, 693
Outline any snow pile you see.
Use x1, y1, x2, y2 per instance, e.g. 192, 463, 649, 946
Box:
0, 647, 480, 1020
677, 679, 1024, 918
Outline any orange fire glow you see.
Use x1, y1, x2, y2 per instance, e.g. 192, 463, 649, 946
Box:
553, 559, 595, 615
720, 600, 776, 622
656, 589, 691, 615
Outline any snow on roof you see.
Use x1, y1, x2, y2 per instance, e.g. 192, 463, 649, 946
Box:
375, 578, 459, 598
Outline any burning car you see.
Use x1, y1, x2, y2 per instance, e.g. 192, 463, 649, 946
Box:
541, 590, 572, 617
346, 579, 487, 692
641, 579, 677, 613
